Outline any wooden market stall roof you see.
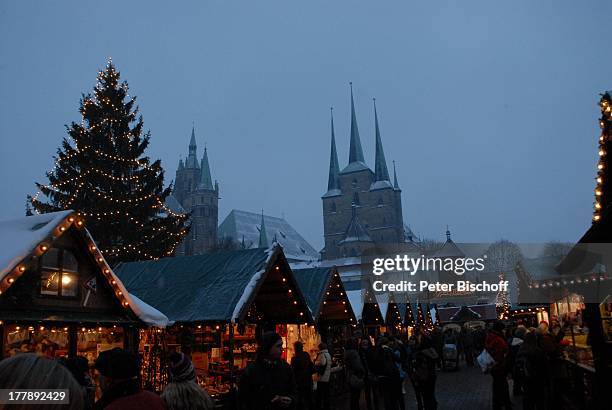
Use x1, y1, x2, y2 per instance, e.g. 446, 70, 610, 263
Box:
115, 244, 313, 324
343, 278, 384, 325
437, 304, 497, 323
293, 267, 356, 323
0, 210, 168, 327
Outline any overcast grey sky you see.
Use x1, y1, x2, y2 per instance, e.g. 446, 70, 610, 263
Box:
0, 0, 610, 250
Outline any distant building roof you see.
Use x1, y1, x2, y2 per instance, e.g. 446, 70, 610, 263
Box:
218, 210, 318, 262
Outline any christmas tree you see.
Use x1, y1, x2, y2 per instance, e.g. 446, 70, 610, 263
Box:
495, 273, 511, 319
29, 59, 189, 264
594, 93, 612, 222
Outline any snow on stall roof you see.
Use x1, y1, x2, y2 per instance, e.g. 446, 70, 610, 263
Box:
127, 292, 171, 327
0, 210, 74, 283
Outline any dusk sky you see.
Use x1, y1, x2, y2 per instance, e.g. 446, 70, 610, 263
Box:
1, 0, 611, 250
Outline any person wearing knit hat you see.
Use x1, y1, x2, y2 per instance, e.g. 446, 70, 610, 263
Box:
94, 348, 165, 410
161, 352, 215, 410
238, 331, 297, 410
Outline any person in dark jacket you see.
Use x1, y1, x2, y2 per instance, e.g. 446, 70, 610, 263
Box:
291, 341, 314, 410
515, 332, 548, 410
413, 334, 438, 410
359, 338, 378, 410
377, 337, 401, 410
239, 332, 297, 410
344, 338, 365, 410
94, 348, 165, 410
485, 321, 512, 410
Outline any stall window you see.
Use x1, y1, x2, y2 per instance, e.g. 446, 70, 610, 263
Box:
40, 248, 79, 297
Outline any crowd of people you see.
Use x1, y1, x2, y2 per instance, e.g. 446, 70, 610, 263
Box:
0, 348, 214, 410
0, 320, 571, 410
237, 330, 441, 410
483, 319, 570, 410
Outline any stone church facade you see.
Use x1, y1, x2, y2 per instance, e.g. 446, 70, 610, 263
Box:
170, 127, 219, 256
321, 87, 407, 260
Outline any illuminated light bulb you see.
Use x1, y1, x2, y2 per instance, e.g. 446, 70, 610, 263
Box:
16, 326, 20, 330
97, 257, 103, 262
40, 326, 44, 330
597, 177, 603, 183
288, 289, 292, 293
111, 280, 116, 284
64, 327, 68, 331
82, 327, 86, 332
215, 325, 220, 330
61, 275, 71, 285
596, 190, 602, 196
596, 203, 602, 209
282, 278, 286, 282
323, 301, 327, 304
68, 217, 75, 222
98, 327, 102, 331
40, 245, 48, 252
299, 312, 304, 316
599, 164, 604, 170
76, 221, 83, 227
293, 300, 297, 305
123, 301, 129, 307
118, 291, 122, 296
8, 278, 14, 284
275, 266, 279, 271
104, 269, 110, 274
599, 150, 606, 156
59, 226, 66, 232
594, 215, 601, 221
18, 266, 26, 273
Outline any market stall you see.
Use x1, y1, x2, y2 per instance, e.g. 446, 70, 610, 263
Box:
344, 278, 384, 338
115, 244, 312, 405
0, 211, 167, 362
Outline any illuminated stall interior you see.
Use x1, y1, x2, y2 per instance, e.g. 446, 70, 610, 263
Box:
0, 211, 159, 363
115, 244, 312, 398
293, 267, 356, 362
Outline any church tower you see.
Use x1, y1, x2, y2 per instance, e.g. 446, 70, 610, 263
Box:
173, 126, 219, 255
321, 85, 405, 260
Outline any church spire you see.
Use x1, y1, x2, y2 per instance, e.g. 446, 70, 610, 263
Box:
348, 82, 365, 164
198, 146, 214, 190
327, 107, 341, 192
186, 124, 199, 169
393, 160, 400, 190
373, 98, 390, 182
258, 210, 268, 248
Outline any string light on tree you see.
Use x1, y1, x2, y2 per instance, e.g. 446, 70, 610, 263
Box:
28, 58, 189, 264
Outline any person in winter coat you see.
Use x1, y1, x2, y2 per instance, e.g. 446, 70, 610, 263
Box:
508, 326, 526, 396
376, 337, 402, 410
460, 327, 475, 367
291, 341, 315, 410
412, 334, 438, 410
161, 352, 215, 410
313, 342, 332, 410
485, 321, 512, 410
359, 338, 378, 410
94, 348, 165, 410
515, 332, 548, 410
239, 332, 297, 410
344, 338, 365, 410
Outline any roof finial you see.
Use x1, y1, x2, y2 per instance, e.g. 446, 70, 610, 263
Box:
446, 225, 451, 241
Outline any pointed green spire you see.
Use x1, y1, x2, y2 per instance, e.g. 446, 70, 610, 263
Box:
393, 160, 400, 189
373, 99, 390, 182
348, 82, 365, 164
198, 146, 214, 190
327, 107, 341, 191
258, 210, 268, 248
186, 124, 199, 168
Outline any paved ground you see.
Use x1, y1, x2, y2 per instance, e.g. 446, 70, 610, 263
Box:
333, 364, 524, 410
